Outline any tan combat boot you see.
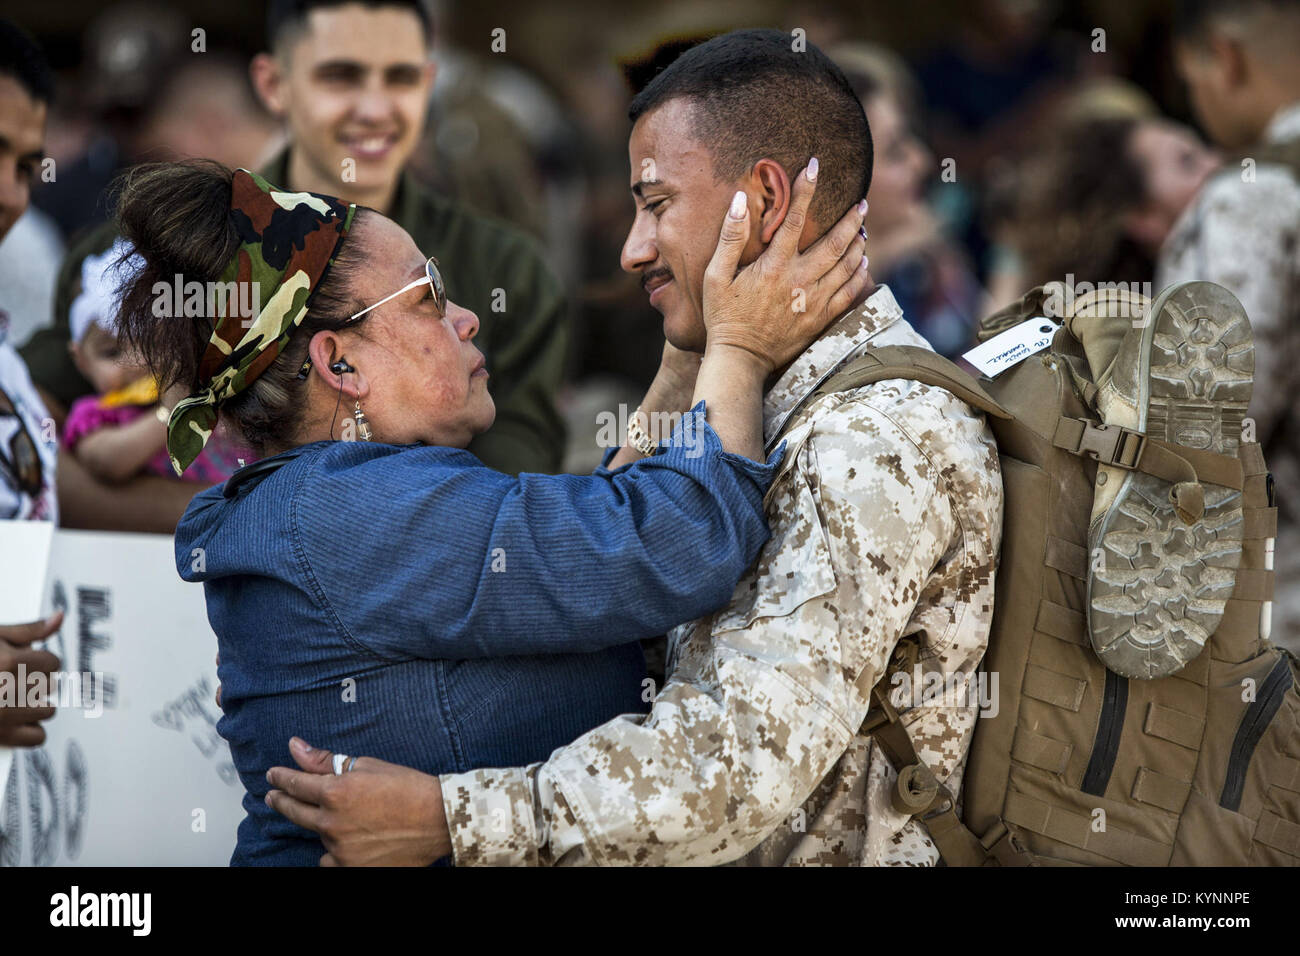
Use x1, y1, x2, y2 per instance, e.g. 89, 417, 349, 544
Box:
1084, 281, 1254, 679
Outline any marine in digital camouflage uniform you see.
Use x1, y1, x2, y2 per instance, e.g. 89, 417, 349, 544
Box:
1157, 101, 1300, 652
440, 284, 1004, 866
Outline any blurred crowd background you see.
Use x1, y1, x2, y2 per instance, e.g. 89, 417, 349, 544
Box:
0, 0, 1241, 470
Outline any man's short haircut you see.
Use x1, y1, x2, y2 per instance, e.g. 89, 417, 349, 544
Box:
266, 0, 433, 54
1175, 0, 1300, 41
0, 19, 54, 105
627, 29, 872, 230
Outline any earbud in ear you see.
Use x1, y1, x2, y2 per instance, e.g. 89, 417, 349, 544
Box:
330, 360, 355, 376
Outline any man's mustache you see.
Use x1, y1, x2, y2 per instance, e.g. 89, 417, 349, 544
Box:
641, 267, 673, 291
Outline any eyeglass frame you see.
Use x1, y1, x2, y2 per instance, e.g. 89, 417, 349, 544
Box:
297, 256, 447, 380
349, 255, 446, 324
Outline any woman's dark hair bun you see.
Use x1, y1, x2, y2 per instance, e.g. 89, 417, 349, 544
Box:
112, 159, 240, 395
108, 159, 369, 456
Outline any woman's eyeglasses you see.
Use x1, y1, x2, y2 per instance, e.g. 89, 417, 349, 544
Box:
0, 384, 43, 498
298, 256, 447, 380
348, 255, 446, 323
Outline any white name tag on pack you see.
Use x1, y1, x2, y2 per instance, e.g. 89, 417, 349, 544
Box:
962, 317, 1060, 377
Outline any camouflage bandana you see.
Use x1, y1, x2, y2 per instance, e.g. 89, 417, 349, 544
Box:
165, 168, 357, 476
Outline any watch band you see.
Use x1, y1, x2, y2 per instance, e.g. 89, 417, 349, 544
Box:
626, 407, 659, 457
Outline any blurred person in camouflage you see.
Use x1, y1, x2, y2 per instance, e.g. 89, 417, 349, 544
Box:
1163, 0, 1300, 651
264, 30, 1004, 868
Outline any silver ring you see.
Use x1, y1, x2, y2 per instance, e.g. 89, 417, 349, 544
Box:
332, 753, 350, 775
346, 755, 358, 774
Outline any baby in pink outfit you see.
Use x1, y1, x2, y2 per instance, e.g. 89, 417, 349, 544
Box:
62, 241, 254, 485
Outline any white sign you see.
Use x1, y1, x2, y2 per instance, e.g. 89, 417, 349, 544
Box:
0, 523, 242, 866
0, 519, 54, 801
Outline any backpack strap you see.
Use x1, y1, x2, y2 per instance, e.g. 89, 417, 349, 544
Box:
1051, 415, 1245, 523
859, 681, 1030, 866
772, 344, 1012, 449
814, 345, 1013, 421
780, 345, 1025, 864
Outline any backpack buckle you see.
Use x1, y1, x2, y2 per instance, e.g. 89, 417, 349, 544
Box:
1074, 420, 1146, 469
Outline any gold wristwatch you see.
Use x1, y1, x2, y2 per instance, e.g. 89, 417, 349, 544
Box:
627, 407, 659, 457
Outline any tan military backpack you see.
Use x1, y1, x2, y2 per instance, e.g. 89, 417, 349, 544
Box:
778, 282, 1295, 865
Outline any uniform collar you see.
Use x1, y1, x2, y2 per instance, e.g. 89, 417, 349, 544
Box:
762, 284, 904, 447
1264, 100, 1300, 145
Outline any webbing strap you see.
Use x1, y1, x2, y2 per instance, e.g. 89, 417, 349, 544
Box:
1255, 811, 1300, 858
1147, 438, 1244, 491
1012, 726, 1073, 774
1272, 756, 1300, 794
1023, 664, 1087, 711
858, 683, 1010, 866
796, 345, 1013, 430
1045, 535, 1089, 580
1035, 599, 1088, 646
1131, 766, 1192, 813
1240, 442, 1268, 477
1142, 703, 1205, 751
979, 820, 1035, 866
1003, 790, 1172, 865
1051, 416, 1245, 491
1234, 568, 1276, 602
1243, 507, 1279, 540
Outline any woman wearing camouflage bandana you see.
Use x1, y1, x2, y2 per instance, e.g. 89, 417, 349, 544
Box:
111, 159, 869, 864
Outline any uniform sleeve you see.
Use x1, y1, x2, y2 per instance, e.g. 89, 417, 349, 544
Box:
300, 403, 782, 661
464, 233, 569, 475
439, 394, 958, 865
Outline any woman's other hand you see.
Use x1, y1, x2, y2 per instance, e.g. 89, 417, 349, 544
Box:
265, 737, 450, 866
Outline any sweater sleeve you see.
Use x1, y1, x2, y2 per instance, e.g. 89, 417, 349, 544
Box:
299, 403, 784, 661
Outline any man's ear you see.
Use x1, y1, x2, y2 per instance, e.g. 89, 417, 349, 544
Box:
752, 158, 793, 246
250, 53, 288, 118
307, 330, 369, 399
